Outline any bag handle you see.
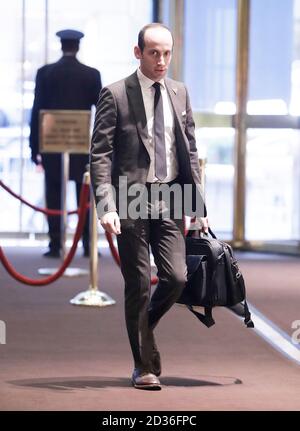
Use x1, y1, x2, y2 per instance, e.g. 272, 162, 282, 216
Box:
186, 226, 216, 239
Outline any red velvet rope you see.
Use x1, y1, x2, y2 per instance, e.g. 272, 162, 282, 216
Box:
0, 179, 89, 216
1, 176, 192, 287
105, 231, 121, 266
0, 182, 89, 286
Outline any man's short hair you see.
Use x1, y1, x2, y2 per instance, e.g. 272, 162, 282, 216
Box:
138, 23, 173, 52
61, 39, 79, 52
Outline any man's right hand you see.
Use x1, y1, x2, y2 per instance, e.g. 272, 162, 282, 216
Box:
100, 211, 121, 235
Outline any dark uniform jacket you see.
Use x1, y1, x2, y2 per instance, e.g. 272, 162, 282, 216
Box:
30, 56, 101, 182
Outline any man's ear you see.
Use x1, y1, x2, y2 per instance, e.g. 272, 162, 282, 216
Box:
134, 45, 142, 60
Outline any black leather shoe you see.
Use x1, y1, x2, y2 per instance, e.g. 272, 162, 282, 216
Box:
43, 249, 60, 258
131, 368, 161, 390
150, 350, 161, 377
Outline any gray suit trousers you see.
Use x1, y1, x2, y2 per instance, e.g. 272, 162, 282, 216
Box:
117, 199, 186, 371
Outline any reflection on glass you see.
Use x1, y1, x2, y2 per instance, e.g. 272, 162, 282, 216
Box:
0, 0, 25, 232
183, 0, 237, 112
249, 0, 294, 115
48, 0, 152, 85
0, 0, 151, 234
246, 129, 300, 240
195, 127, 235, 238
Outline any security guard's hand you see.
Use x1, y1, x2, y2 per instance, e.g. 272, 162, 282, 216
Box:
100, 211, 121, 235
31, 153, 38, 164
31, 153, 42, 165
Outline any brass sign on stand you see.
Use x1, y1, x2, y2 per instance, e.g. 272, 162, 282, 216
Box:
39, 110, 91, 154
38, 110, 91, 277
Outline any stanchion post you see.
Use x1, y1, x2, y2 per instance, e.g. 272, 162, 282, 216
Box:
61, 152, 69, 260
89, 185, 98, 292
70, 173, 116, 307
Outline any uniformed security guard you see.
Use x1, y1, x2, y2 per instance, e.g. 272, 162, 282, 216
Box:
30, 29, 102, 257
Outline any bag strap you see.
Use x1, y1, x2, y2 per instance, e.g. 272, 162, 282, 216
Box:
228, 301, 255, 328
208, 227, 217, 238
186, 305, 215, 328
243, 300, 255, 328
188, 302, 254, 329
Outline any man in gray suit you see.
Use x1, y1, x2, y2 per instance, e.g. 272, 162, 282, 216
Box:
90, 23, 208, 390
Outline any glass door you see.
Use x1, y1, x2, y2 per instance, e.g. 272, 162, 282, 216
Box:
245, 0, 300, 252
163, 0, 300, 253
0, 0, 152, 236
183, 0, 238, 239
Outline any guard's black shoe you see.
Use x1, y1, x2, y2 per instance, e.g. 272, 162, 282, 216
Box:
43, 249, 60, 258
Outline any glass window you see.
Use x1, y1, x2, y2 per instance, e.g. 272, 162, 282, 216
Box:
0, 0, 27, 232
246, 129, 300, 240
183, 0, 237, 112
182, 0, 237, 238
245, 1, 300, 243
195, 127, 235, 238
0, 0, 152, 235
248, 0, 294, 115
48, 0, 152, 85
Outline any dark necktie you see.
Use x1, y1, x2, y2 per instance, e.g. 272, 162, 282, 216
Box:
153, 82, 167, 181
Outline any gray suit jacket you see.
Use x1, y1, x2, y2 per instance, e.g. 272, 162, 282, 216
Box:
90, 71, 204, 218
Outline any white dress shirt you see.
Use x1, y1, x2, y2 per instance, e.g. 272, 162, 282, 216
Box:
137, 68, 178, 183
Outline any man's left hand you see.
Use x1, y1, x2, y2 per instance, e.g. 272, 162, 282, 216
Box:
185, 216, 209, 233
198, 216, 209, 233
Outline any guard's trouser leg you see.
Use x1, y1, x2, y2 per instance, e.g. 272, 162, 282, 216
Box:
45, 174, 61, 252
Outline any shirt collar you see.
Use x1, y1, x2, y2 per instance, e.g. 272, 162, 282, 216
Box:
137, 68, 165, 90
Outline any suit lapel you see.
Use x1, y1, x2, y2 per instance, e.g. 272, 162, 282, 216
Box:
165, 79, 180, 118
125, 72, 151, 157
165, 79, 190, 154
125, 73, 189, 157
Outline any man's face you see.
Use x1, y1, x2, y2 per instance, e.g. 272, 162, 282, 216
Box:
134, 27, 173, 81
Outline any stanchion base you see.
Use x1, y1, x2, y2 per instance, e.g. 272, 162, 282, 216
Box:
38, 267, 89, 277
70, 289, 116, 307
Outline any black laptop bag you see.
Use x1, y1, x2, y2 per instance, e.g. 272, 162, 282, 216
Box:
177, 228, 254, 329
